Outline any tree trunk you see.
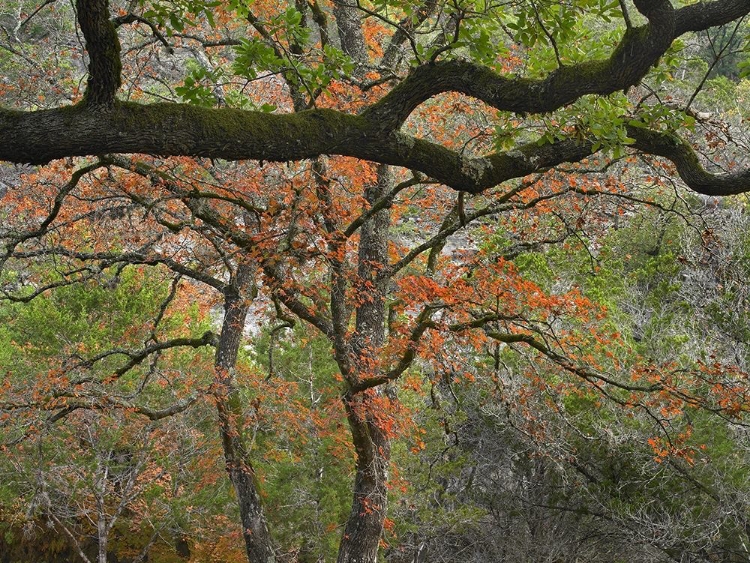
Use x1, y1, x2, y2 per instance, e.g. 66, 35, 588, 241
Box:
336, 394, 391, 563
337, 165, 393, 563
214, 263, 275, 563
97, 511, 108, 563
96, 456, 109, 563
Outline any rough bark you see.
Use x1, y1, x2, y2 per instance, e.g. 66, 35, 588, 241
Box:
214, 264, 275, 563
332, 0, 368, 70
353, 164, 392, 366
75, 0, 121, 107
364, 0, 675, 129
337, 394, 391, 563
2, 102, 748, 196
0, 101, 589, 191
336, 165, 393, 563
629, 126, 750, 196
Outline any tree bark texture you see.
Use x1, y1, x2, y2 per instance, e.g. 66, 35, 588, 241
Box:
214, 264, 276, 563
75, 0, 121, 107
2, 101, 748, 196
337, 394, 391, 563
336, 165, 393, 563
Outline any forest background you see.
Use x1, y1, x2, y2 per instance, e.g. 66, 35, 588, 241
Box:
0, 1, 750, 562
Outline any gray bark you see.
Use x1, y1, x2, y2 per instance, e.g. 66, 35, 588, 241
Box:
214, 264, 276, 563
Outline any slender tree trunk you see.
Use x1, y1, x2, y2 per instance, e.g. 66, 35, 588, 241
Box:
97, 510, 108, 563
96, 457, 109, 563
337, 165, 393, 563
214, 263, 275, 563
332, 0, 368, 71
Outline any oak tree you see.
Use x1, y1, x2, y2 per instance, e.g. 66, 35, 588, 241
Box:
2, 1, 750, 562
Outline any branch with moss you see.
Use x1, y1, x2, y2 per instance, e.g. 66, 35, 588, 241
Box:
1, 0, 749, 197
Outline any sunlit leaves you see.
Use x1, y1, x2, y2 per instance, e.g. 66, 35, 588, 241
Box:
506, 0, 622, 60
451, 6, 509, 67
569, 94, 635, 156
628, 102, 696, 133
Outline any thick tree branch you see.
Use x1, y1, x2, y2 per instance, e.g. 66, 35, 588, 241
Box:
362, 0, 677, 129
674, 0, 750, 35
629, 127, 750, 196
0, 101, 747, 195
365, 0, 750, 129
0, 1, 748, 197
0, 102, 592, 190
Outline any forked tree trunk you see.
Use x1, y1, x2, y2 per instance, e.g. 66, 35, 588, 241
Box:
336, 394, 391, 563
337, 165, 393, 563
214, 264, 275, 563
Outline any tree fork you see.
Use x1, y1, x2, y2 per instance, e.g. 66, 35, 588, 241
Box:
337, 393, 391, 563
336, 165, 393, 563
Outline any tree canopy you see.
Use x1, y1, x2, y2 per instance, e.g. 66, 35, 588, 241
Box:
1, 1, 750, 562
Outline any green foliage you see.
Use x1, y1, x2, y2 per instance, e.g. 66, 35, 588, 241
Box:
553, 93, 635, 156
139, 0, 221, 32
441, 6, 509, 67
739, 57, 750, 79
507, 0, 621, 50
513, 251, 556, 290
233, 39, 286, 81
628, 103, 695, 133
228, 5, 354, 98
0, 266, 208, 386
0, 262, 228, 561
176, 60, 223, 107
249, 327, 351, 560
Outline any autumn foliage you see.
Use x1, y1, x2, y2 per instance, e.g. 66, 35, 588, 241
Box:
2, 1, 750, 562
